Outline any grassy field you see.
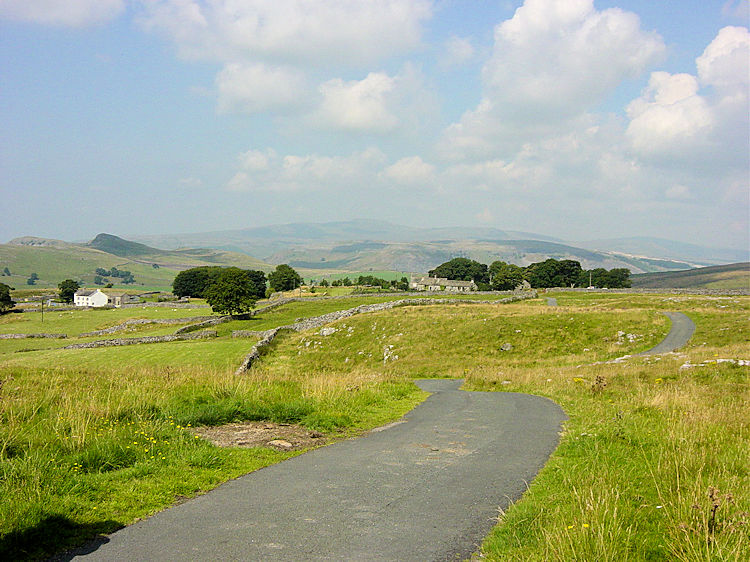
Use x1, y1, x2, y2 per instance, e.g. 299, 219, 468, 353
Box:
1, 292, 748, 560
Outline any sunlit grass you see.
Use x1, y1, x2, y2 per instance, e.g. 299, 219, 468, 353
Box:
1, 293, 747, 560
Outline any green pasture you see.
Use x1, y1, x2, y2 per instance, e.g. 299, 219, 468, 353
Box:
0, 305, 212, 337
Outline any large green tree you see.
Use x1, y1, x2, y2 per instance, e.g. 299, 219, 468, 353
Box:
244, 270, 268, 299
58, 279, 80, 303
172, 266, 223, 298
204, 268, 258, 315
579, 267, 631, 288
489, 261, 525, 290
268, 264, 302, 292
429, 258, 489, 284
0, 282, 14, 312
525, 259, 583, 288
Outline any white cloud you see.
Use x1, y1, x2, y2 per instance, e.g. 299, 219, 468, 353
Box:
383, 156, 435, 185
239, 149, 275, 171
215, 63, 308, 114
625, 72, 714, 156
441, 36, 474, 67
138, 0, 432, 66
697, 26, 749, 90
483, 0, 664, 120
0, 0, 124, 27
314, 73, 399, 133
137, 1, 432, 119
227, 147, 386, 192
440, 0, 665, 160
626, 27, 749, 164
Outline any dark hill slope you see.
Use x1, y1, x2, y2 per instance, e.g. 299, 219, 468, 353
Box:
631, 262, 750, 289
87, 233, 167, 257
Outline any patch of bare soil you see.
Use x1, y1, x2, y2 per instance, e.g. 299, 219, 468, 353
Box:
191, 422, 327, 451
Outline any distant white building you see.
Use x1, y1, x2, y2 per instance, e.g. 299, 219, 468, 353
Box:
410, 276, 478, 293
74, 289, 139, 308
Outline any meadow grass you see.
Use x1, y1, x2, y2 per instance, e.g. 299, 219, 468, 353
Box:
0, 293, 747, 560
0, 305, 212, 337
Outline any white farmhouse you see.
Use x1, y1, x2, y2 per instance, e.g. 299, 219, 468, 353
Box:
74, 289, 139, 308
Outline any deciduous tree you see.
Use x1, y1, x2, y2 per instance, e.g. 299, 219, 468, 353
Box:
489, 261, 525, 290
204, 268, 258, 315
429, 258, 489, 284
58, 279, 80, 303
268, 264, 302, 292
0, 282, 14, 312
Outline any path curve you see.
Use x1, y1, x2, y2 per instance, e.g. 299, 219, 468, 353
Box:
639, 311, 695, 355
68, 380, 566, 561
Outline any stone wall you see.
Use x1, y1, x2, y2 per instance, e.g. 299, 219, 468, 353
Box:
81, 317, 215, 337
0, 333, 67, 339
63, 330, 217, 349
234, 291, 537, 374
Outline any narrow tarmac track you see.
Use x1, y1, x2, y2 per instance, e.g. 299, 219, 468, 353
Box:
68, 380, 566, 561
639, 311, 695, 354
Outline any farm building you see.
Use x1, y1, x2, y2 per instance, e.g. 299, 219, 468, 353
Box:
74, 289, 139, 308
410, 277, 478, 292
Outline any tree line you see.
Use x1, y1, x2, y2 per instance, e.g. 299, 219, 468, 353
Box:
172, 264, 304, 315
94, 267, 135, 285
428, 257, 631, 289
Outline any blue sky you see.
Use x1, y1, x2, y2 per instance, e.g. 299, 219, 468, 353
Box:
1, 0, 748, 250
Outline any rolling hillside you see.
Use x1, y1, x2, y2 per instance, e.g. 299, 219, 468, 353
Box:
1, 235, 272, 291
630, 262, 750, 289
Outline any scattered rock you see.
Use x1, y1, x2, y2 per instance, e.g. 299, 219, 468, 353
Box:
191, 422, 328, 451
319, 327, 337, 336
500, 343, 513, 351
268, 439, 294, 451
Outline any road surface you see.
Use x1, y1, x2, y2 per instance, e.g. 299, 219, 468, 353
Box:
68, 380, 566, 561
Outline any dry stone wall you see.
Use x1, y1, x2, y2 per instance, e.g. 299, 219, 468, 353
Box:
0, 333, 67, 339
63, 330, 217, 349
234, 291, 536, 374
81, 317, 215, 337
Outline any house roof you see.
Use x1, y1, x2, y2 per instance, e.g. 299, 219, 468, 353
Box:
414, 277, 476, 287
74, 288, 136, 297
74, 289, 97, 297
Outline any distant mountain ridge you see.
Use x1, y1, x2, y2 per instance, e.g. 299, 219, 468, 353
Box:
5, 224, 747, 287
127, 219, 746, 274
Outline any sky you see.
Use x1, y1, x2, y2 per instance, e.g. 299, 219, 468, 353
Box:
1, 0, 748, 250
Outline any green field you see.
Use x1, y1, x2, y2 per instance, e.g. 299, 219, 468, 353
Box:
1, 292, 748, 560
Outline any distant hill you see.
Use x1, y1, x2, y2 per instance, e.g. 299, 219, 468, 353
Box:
631, 263, 750, 289
87, 233, 168, 258
130, 219, 732, 274
130, 219, 564, 259
577, 237, 748, 266
1, 234, 272, 291
268, 238, 698, 275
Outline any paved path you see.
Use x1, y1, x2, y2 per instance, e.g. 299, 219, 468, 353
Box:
639, 311, 695, 355
69, 380, 566, 561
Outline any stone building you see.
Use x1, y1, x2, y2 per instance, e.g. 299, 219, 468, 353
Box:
410, 277, 478, 292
